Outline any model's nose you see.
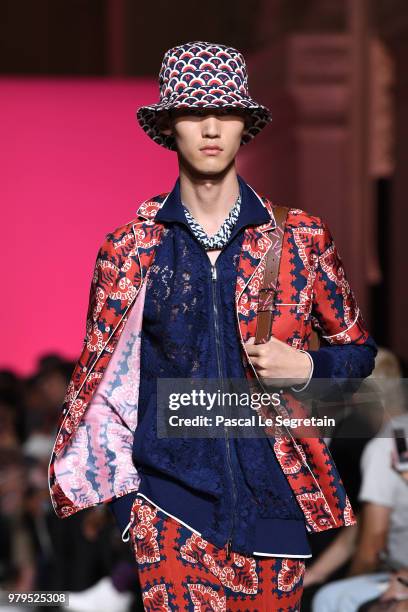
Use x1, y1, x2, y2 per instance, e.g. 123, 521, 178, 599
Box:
201, 115, 221, 137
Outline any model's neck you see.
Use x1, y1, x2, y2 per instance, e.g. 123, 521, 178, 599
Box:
178, 164, 240, 235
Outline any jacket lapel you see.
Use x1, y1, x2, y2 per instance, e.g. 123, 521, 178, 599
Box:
235, 225, 272, 305
131, 197, 169, 287
94, 199, 166, 347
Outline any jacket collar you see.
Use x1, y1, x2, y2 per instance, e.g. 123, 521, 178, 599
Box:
136, 174, 276, 232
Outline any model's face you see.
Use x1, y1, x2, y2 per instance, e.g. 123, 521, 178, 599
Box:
158, 108, 250, 176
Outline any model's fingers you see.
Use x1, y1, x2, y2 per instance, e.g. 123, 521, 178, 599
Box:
244, 337, 262, 354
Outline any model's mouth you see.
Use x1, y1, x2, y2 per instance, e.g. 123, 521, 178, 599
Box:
200, 146, 222, 155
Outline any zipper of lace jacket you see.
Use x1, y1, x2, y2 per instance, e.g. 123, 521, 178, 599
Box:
211, 263, 237, 561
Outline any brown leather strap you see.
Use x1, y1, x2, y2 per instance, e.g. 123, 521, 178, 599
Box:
255, 205, 321, 350
255, 206, 289, 344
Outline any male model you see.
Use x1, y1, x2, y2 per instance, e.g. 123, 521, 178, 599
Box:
48, 41, 378, 611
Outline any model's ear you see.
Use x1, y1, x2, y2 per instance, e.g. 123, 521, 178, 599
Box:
156, 111, 173, 136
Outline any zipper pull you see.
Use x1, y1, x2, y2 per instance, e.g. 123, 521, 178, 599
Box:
225, 538, 232, 560
211, 265, 217, 281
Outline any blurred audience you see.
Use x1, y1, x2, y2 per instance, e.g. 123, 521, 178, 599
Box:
310, 412, 408, 611
302, 347, 406, 611
0, 355, 143, 612
304, 348, 408, 611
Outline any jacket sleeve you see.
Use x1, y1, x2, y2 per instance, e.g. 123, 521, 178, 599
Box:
59, 233, 120, 397
49, 231, 143, 524
302, 218, 378, 389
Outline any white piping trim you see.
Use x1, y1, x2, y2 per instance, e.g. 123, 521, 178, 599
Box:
135, 493, 311, 558
121, 521, 131, 543
135, 493, 202, 536
322, 308, 360, 339
235, 238, 272, 306
138, 191, 172, 221
160, 191, 172, 206
245, 182, 277, 228
136, 191, 172, 221
253, 551, 312, 558
291, 350, 314, 393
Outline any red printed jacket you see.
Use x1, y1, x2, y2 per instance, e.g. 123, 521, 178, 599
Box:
48, 180, 375, 535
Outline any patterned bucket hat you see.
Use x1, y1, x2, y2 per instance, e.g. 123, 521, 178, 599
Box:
136, 40, 272, 151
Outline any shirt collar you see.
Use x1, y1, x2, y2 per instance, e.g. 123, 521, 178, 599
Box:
154, 174, 271, 230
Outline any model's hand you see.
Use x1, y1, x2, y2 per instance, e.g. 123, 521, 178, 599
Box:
244, 336, 312, 388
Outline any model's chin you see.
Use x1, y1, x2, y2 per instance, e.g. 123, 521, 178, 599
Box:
196, 162, 225, 173
192, 155, 231, 174
178, 149, 234, 178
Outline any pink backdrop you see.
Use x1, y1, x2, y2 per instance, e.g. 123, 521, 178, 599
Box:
1, 78, 177, 375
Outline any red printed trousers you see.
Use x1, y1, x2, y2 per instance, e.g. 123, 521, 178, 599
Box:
129, 495, 305, 611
